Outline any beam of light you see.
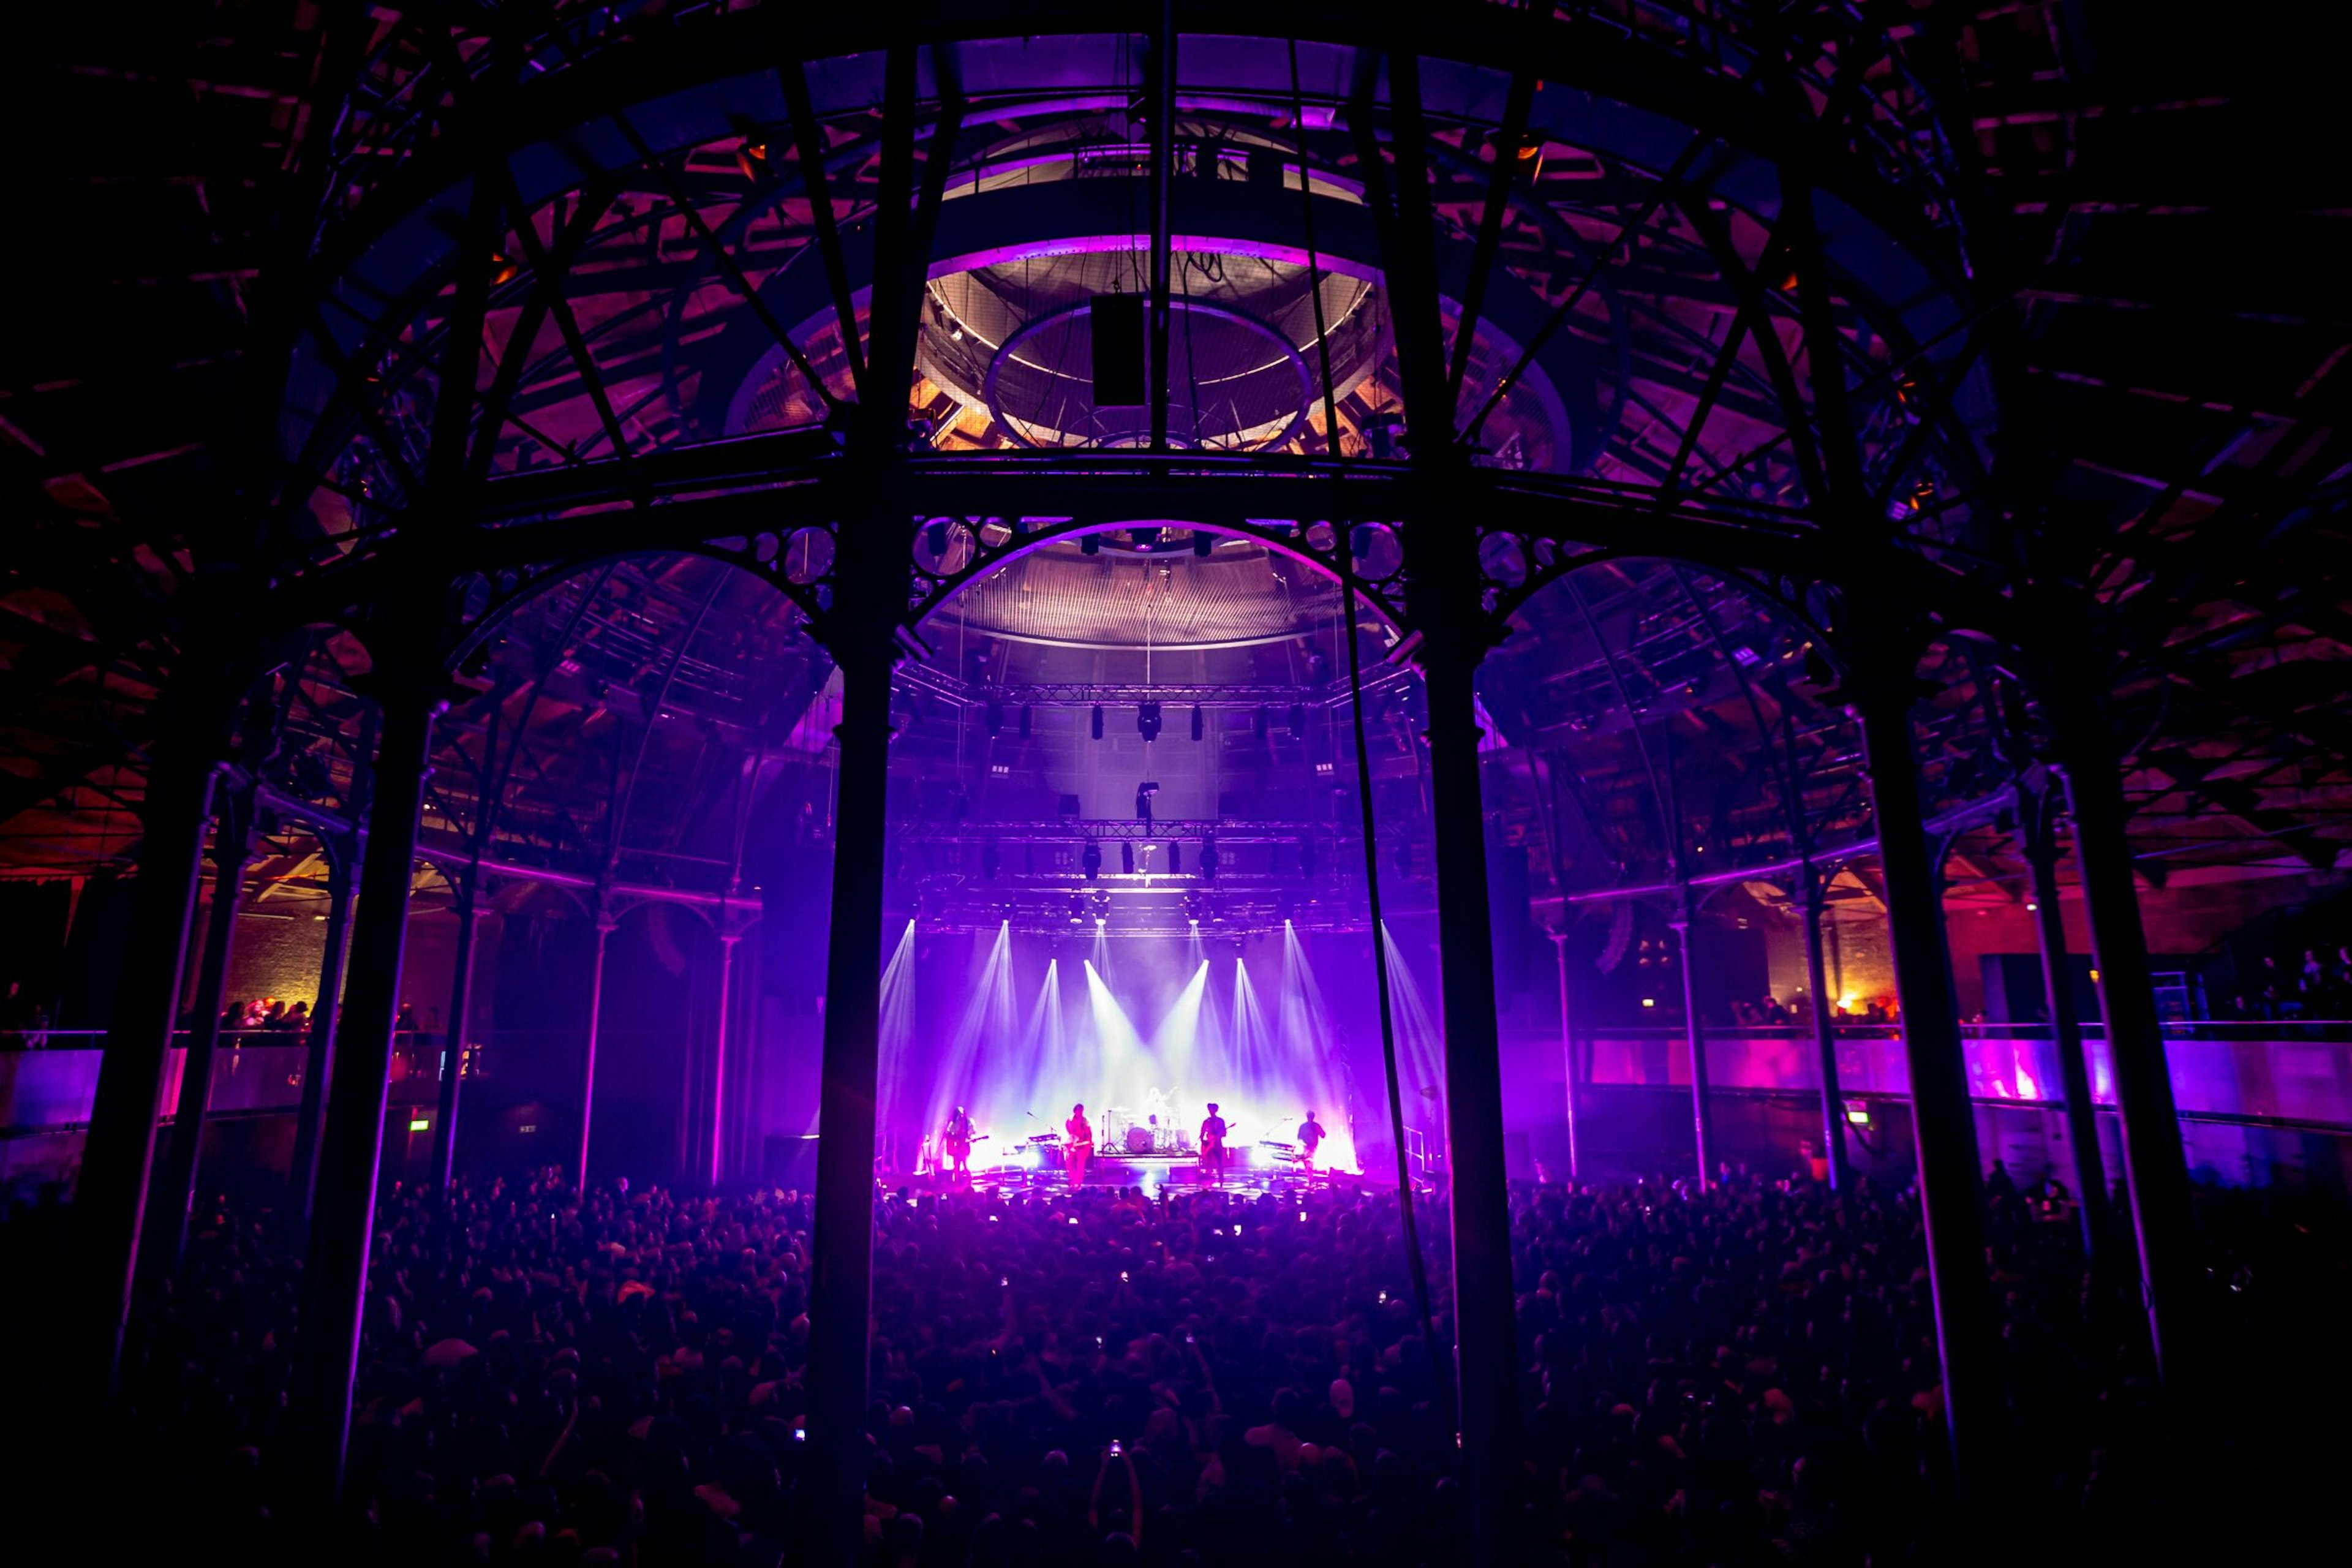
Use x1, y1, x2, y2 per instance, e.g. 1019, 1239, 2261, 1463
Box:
1003, 956, 1072, 1150
875, 921, 919, 1158
1379, 921, 1449, 1152
1082, 957, 1155, 1114
1148, 959, 1211, 1061
1273, 925, 1361, 1174
919, 922, 1015, 1167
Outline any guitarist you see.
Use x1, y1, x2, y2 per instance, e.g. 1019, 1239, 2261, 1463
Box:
1297, 1109, 1325, 1187
1199, 1102, 1230, 1188
942, 1106, 976, 1182
1065, 1102, 1093, 1189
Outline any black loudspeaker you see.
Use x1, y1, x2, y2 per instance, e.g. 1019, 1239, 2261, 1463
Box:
1090, 294, 1147, 407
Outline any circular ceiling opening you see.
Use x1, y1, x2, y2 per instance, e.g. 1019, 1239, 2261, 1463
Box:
922, 249, 1377, 452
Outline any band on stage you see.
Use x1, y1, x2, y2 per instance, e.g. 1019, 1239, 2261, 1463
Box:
930, 1099, 1333, 1188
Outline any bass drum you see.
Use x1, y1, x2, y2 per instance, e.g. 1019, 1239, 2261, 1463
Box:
1125, 1125, 1155, 1155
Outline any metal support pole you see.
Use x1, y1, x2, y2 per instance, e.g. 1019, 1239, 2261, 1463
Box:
1550, 930, 1580, 1182
1672, 896, 1714, 1188
709, 930, 741, 1189
2019, 790, 2108, 1262
1419, 644, 1520, 1568
2056, 714, 2195, 1392
76, 728, 219, 1398
1146, 0, 1175, 452
575, 906, 616, 1188
142, 795, 258, 1286
805, 638, 899, 1565
292, 679, 443, 1506
1853, 684, 1997, 1505
288, 840, 356, 1234
1801, 870, 1853, 1190
430, 878, 483, 1191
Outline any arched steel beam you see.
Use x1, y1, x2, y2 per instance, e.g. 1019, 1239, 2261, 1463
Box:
309, 7, 1973, 325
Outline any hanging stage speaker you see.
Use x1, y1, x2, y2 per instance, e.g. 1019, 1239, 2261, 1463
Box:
1090, 294, 1147, 407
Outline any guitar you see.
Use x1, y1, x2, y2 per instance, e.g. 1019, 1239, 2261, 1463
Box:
1199, 1121, 1240, 1160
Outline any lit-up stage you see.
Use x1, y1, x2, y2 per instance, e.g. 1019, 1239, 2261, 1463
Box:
877, 918, 1390, 1190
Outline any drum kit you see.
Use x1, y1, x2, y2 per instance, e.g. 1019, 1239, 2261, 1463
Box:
1099, 1107, 1192, 1156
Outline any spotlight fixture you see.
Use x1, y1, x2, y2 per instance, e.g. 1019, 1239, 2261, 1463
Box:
1254, 706, 1271, 742
1190, 704, 1204, 741
1130, 526, 1160, 551
1193, 530, 1214, 557
1069, 896, 1086, 925
1019, 704, 1033, 739
1135, 780, 1160, 825
1199, 839, 1219, 884
1168, 842, 1182, 873
1091, 704, 1105, 740
981, 843, 1000, 882
736, 135, 771, 183
1081, 533, 1102, 556
1138, 700, 1163, 741
1121, 842, 1136, 875
1288, 703, 1307, 737
984, 699, 1005, 736
1082, 841, 1103, 881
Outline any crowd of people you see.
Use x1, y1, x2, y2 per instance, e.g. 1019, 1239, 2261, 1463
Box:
1, 1155, 2340, 1564
1716, 993, 1898, 1029
2225, 945, 2352, 1020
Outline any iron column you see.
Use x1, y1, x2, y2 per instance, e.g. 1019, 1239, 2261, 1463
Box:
1853, 681, 1997, 1505
709, 929, 741, 1189
291, 672, 444, 1506
804, 630, 899, 1564
1417, 631, 1521, 1568
76, 701, 221, 1398
2019, 785, 2108, 1262
2052, 692, 2196, 1393
288, 839, 356, 1234
1550, 930, 1580, 1182
1671, 894, 1714, 1188
575, 902, 616, 1188
430, 875, 483, 1191
1801, 869, 1853, 1190
143, 790, 259, 1285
